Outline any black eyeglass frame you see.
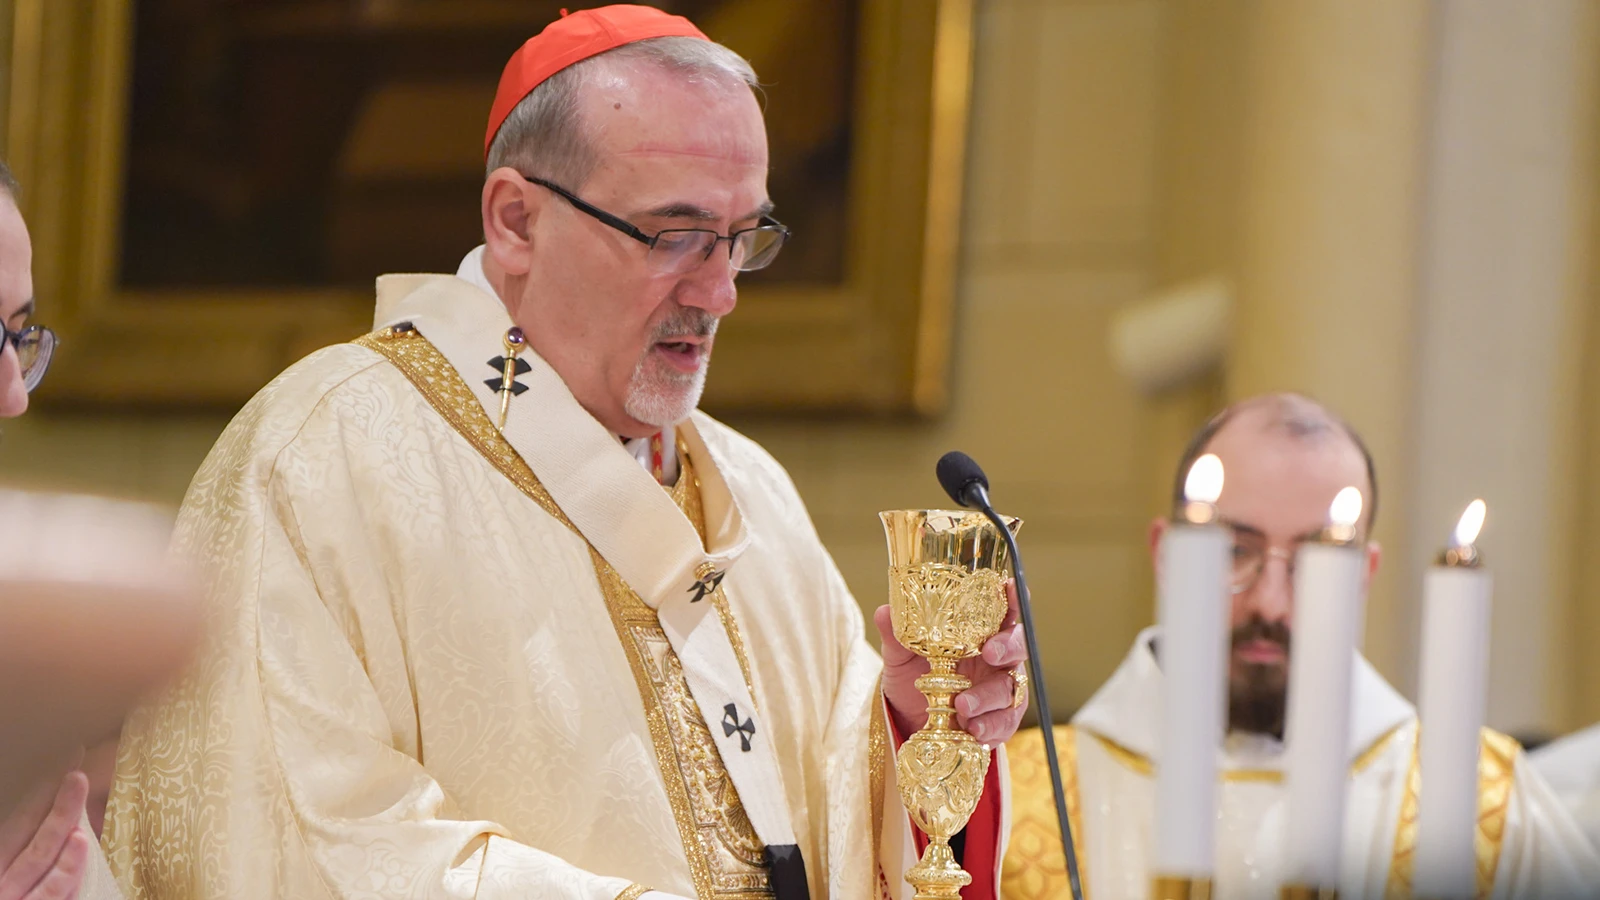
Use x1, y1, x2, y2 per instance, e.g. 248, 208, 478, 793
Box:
1, 321, 56, 393
523, 175, 790, 271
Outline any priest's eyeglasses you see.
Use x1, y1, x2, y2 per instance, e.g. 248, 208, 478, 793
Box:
1, 322, 56, 393
1229, 539, 1295, 595
1228, 527, 1365, 594
524, 176, 790, 275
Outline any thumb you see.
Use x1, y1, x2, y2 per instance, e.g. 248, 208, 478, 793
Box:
873, 605, 917, 666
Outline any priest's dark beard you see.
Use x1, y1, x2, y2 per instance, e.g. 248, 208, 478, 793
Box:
1227, 616, 1291, 739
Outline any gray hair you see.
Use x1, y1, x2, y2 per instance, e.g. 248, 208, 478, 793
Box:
486, 36, 759, 189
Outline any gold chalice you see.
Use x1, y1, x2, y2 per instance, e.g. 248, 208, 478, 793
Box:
881, 509, 1021, 899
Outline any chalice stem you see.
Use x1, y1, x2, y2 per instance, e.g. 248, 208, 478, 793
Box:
921, 657, 962, 730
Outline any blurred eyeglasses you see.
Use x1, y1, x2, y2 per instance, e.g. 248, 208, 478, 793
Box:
1229, 537, 1294, 595
524, 175, 790, 275
2, 322, 55, 393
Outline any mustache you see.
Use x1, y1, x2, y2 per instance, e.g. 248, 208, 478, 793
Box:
1231, 617, 1290, 654
650, 307, 719, 342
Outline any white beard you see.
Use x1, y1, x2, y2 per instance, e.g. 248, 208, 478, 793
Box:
623, 354, 708, 428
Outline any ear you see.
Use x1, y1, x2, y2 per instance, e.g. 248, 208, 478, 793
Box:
1148, 517, 1168, 570
482, 167, 539, 276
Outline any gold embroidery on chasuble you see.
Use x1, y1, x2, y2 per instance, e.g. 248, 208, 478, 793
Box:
1384, 729, 1518, 900
1001, 725, 1087, 900
354, 327, 773, 899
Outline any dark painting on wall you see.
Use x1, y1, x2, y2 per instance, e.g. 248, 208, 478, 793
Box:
12, 0, 968, 410
116, 0, 855, 290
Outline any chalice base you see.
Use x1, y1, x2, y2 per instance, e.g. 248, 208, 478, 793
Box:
905, 841, 970, 899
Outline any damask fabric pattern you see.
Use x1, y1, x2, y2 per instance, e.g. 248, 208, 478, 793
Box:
103, 329, 888, 898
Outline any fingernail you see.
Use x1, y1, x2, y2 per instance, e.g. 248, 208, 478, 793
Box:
957, 696, 973, 716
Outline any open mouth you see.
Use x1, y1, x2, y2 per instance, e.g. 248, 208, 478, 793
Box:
654, 338, 707, 372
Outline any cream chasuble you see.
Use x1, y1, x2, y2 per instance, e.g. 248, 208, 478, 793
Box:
1000, 628, 1600, 900
101, 273, 960, 899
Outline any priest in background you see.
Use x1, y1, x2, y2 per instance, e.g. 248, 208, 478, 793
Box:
106, 7, 1025, 899
1002, 393, 1600, 899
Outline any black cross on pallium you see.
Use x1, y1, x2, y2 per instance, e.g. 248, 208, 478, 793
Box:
687, 569, 725, 603
722, 703, 755, 752
484, 356, 532, 395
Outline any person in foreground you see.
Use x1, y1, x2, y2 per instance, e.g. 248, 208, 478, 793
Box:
105, 7, 1026, 899
0, 159, 127, 900
1001, 393, 1600, 899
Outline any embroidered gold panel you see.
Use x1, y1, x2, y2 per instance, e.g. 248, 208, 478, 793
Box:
1384, 728, 1517, 900
1000, 724, 1086, 900
354, 328, 773, 898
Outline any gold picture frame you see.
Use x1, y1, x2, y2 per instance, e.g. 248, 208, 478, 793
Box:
2, 0, 971, 414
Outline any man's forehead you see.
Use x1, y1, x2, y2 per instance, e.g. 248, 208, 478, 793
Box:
1211, 423, 1366, 479
615, 140, 768, 165
1210, 428, 1369, 529
584, 69, 767, 162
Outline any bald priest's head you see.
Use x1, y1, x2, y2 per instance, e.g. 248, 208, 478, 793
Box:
1148, 393, 1381, 739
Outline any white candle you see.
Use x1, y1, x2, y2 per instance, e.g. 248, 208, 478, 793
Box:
1415, 500, 1491, 899
1154, 454, 1231, 878
1282, 487, 1367, 890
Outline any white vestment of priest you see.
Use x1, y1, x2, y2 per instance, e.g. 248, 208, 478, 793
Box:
1530, 722, 1600, 854
104, 269, 1005, 899
1001, 628, 1600, 899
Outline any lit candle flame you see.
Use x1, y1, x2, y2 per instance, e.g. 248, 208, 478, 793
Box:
1184, 454, 1224, 505
1453, 499, 1487, 548
1329, 487, 1364, 528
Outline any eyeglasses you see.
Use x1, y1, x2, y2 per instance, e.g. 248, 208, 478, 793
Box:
1227, 526, 1366, 595
524, 176, 790, 275
1, 322, 56, 393
1229, 536, 1296, 596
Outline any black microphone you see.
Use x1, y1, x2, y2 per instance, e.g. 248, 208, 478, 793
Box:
935, 450, 992, 511
936, 451, 1084, 900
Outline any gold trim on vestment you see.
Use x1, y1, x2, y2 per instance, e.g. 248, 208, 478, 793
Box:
355, 328, 773, 898
870, 682, 888, 861
1384, 728, 1517, 900
1151, 875, 1212, 900
615, 885, 653, 900
1086, 723, 1404, 783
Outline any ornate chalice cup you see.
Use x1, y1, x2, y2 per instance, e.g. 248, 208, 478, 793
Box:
881, 509, 1021, 899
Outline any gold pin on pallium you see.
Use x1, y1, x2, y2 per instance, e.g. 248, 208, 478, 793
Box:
496, 327, 526, 431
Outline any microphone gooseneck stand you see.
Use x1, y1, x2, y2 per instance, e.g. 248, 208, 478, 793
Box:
937, 451, 1084, 900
